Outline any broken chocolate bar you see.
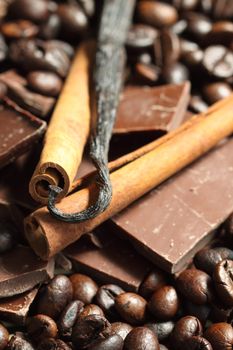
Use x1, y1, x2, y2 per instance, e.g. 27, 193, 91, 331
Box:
0, 246, 54, 298
0, 289, 38, 325
65, 231, 152, 292
110, 138, 233, 273
114, 82, 190, 133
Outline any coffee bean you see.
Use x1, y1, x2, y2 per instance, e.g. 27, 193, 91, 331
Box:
184, 12, 212, 40
0, 221, 16, 253
8, 335, 34, 350
70, 273, 98, 304
202, 45, 233, 79
180, 39, 199, 55
146, 321, 174, 341
87, 334, 124, 350
9, 39, 70, 77
39, 14, 61, 40
202, 82, 232, 104
139, 269, 167, 299
27, 71, 62, 97
205, 21, 233, 46
137, 1, 178, 29
209, 302, 233, 323
171, 316, 202, 350
1, 20, 38, 39
184, 301, 211, 323
201, 0, 233, 19
148, 285, 179, 321
194, 247, 233, 275
37, 275, 73, 319
176, 269, 213, 304
72, 315, 110, 349
172, 0, 199, 10
123, 327, 160, 350
38, 338, 72, 350
154, 29, 180, 67
186, 336, 213, 350
95, 284, 124, 318
0, 34, 8, 62
162, 62, 189, 84
115, 292, 147, 325
205, 323, 233, 350
57, 4, 88, 37
182, 49, 203, 68
0, 324, 8, 350
189, 95, 209, 113
78, 304, 104, 319
137, 52, 153, 65
159, 345, 169, 350
78, 0, 95, 17
126, 24, 158, 51
111, 322, 133, 340
58, 300, 84, 337
45, 40, 74, 58
26, 314, 58, 342
8, 0, 50, 23
213, 259, 233, 307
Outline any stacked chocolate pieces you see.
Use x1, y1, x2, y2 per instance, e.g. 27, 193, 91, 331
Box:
0, 1, 233, 350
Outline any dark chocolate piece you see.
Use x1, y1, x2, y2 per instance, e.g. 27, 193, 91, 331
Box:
0, 246, 54, 297
114, 82, 190, 133
0, 104, 46, 169
0, 288, 38, 325
110, 138, 233, 273
65, 231, 152, 292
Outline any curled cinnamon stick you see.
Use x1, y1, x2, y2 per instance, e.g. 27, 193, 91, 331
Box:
29, 41, 93, 204
25, 94, 233, 260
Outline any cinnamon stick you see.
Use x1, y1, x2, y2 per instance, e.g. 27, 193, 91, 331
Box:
29, 41, 93, 204
24, 94, 233, 260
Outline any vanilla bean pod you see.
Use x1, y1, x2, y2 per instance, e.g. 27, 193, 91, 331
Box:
48, 0, 136, 222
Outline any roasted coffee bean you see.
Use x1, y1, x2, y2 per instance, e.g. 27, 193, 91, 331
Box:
154, 29, 180, 67
176, 269, 213, 304
1, 20, 38, 39
0, 324, 8, 350
26, 314, 58, 342
184, 12, 212, 40
139, 269, 167, 299
213, 259, 233, 307
58, 300, 84, 337
205, 21, 233, 46
8, 0, 50, 23
0, 221, 16, 253
189, 95, 209, 113
180, 39, 199, 55
95, 284, 124, 318
171, 19, 187, 35
137, 1, 178, 28
123, 327, 160, 350
162, 62, 189, 84
201, 0, 233, 19
202, 45, 233, 79
202, 82, 232, 104
111, 322, 133, 340
115, 292, 147, 325
146, 321, 174, 341
209, 302, 233, 323
134, 63, 159, 84
205, 323, 233, 350
184, 301, 211, 323
78, 304, 104, 319
72, 315, 110, 349
87, 334, 124, 350
78, 0, 95, 17
45, 40, 74, 58
137, 52, 153, 65
37, 338, 72, 350
8, 335, 34, 350
195, 247, 233, 274
171, 316, 202, 350
57, 4, 88, 37
126, 24, 158, 51
70, 273, 98, 304
0, 34, 7, 62
9, 39, 70, 78
27, 71, 62, 97
182, 49, 203, 68
37, 275, 73, 319
159, 346, 169, 350
172, 0, 199, 10
148, 285, 179, 321
39, 14, 61, 40
186, 336, 213, 350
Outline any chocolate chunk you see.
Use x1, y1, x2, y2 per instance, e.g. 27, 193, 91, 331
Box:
0, 246, 54, 297
110, 138, 233, 273
114, 82, 190, 134
65, 232, 152, 292
0, 104, 46, 169
0, 289, 38, 325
